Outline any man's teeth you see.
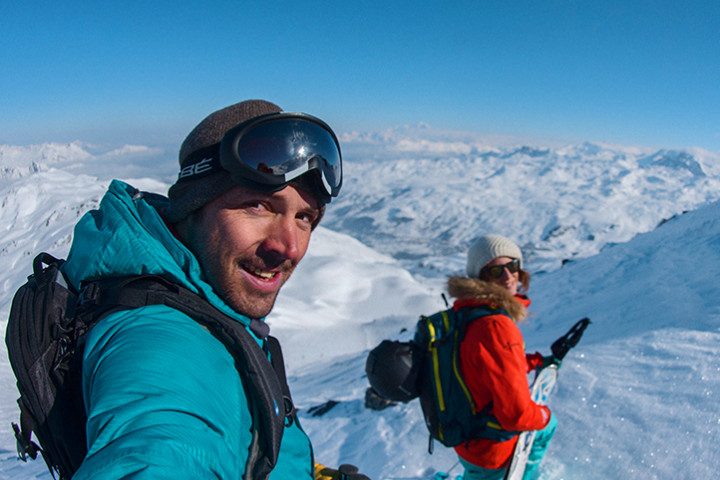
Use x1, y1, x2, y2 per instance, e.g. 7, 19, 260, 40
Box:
247, 265, 276, 280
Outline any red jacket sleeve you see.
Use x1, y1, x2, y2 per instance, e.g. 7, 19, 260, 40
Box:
460, 314, 550, 432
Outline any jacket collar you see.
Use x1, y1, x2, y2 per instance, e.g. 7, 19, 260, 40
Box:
447, 276, 529, 322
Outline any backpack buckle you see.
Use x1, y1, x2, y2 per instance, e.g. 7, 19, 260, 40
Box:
78, 282, 99, 306
12, 422, 39, 462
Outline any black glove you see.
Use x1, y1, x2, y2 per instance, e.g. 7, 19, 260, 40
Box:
550, 317, 591, 360
339, 464, 371, 480
316, 463, 371, 480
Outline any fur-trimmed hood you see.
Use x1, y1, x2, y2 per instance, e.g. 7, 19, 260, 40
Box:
447, 276, 528, 322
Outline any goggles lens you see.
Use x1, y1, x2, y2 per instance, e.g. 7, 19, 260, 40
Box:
481, 259, 520, 279
219, 113, 342, 200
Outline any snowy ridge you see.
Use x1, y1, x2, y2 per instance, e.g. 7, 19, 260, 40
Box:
0, 142, 176, 184
0, 142, 91, 179
1, 130, 719, 479
328, 129, 720, 278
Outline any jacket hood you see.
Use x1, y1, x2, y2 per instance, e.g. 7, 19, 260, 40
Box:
447, 276, 528, 322
62, 179, 254, 327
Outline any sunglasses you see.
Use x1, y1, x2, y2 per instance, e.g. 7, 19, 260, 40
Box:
178, 112, 342, 202
480, 259, 521, 279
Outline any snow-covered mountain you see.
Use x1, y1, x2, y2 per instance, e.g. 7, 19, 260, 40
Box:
329, 127, 720, 278
1, 129, 719, 479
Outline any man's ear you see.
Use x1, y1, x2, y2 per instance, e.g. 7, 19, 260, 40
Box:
172, 209, 198, 247
312, 204, 325, 230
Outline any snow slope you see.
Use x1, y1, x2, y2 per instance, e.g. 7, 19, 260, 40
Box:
1, 130, 719, 479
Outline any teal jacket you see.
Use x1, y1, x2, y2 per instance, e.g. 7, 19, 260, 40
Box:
62, 180, 314, 479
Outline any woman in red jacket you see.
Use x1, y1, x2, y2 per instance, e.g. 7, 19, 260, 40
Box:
451, 234, 557, 480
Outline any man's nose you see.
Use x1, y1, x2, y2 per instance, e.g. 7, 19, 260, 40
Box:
262, 216, 301, 261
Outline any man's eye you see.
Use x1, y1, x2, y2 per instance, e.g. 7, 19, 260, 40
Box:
243, 201, 266, 211
297, 212, 317, 225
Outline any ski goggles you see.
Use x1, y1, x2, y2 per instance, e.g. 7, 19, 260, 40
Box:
480, 259, 521, 279
221, 112, 342, 201
178, 112, 342, 202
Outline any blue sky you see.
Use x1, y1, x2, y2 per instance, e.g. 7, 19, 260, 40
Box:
2, 1, 719, 151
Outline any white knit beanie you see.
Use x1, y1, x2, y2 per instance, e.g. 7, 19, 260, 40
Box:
466, 234, 523, 278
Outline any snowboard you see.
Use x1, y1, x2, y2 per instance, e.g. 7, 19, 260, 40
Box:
503, 364, 558, 480
504, 316, 591, 480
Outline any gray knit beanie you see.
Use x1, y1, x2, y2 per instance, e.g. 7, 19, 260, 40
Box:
166, 100, 283, 223
466, 234, 523, 278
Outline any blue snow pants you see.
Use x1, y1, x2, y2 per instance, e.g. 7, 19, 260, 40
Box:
457, 413, 558, 480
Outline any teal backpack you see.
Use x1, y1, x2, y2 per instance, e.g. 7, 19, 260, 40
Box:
413, 306, 519, 451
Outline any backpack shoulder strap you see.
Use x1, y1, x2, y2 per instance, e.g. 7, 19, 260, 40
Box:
266, 335, 297, 425
460, 305, 510, 324
82, 274, 289, 480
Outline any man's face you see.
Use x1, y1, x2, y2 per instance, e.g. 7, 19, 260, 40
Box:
180, 184, 321, 319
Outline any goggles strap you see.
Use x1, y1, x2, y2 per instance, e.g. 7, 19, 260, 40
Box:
176, 143, 223, 183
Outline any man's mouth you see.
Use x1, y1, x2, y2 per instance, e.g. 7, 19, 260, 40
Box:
245, 264, 279, 281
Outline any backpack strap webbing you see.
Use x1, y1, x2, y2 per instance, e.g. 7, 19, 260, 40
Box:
79, 274, 291, 480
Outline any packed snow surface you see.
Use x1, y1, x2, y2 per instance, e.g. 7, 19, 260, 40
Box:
1, 128, 719, 479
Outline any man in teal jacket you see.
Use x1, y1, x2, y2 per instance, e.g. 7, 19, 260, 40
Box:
61, 100, 350, 479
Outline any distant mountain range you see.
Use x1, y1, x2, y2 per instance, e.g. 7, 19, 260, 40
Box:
3, 131, 719, 279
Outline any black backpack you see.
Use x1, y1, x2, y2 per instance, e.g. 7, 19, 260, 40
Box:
366, 306, 518, 452
6, 252, 294, 480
